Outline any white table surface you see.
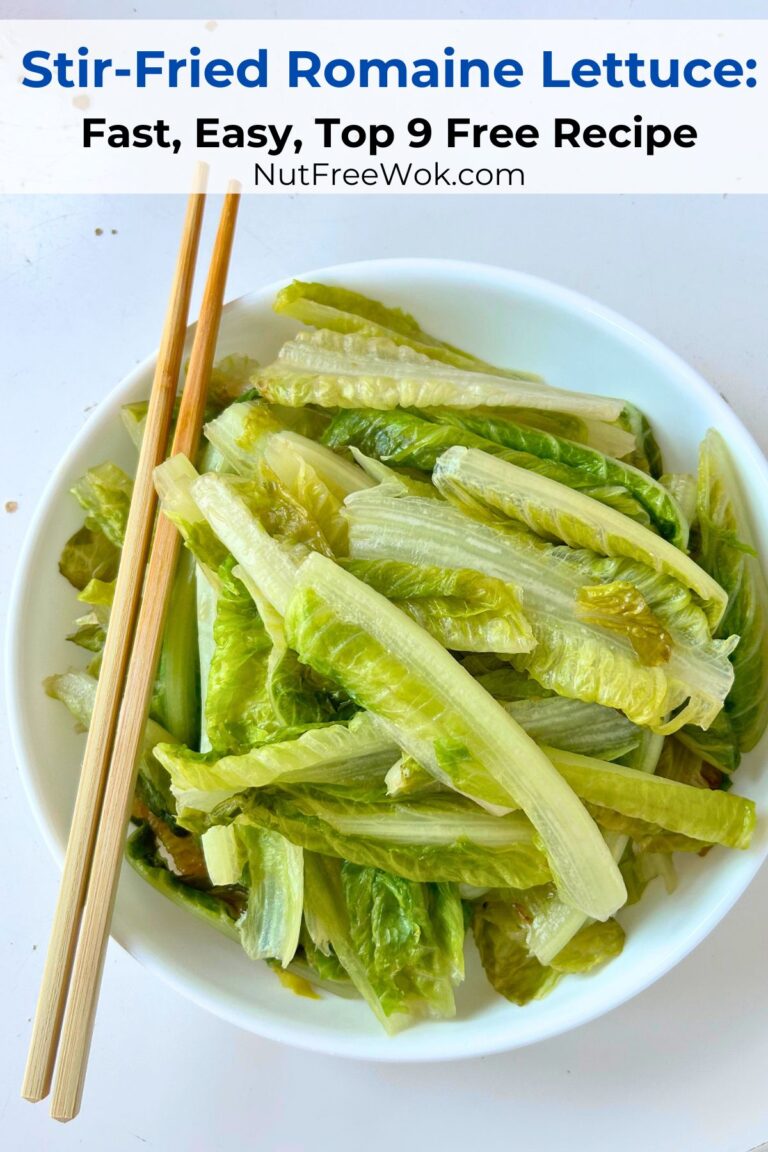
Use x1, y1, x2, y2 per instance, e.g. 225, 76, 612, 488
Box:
2, 187, 768, 1152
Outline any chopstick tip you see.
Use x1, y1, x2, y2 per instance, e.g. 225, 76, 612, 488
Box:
226, 178, 242, 196
192, 162, 209, 193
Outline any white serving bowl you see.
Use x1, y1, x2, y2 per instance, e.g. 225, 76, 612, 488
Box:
8, 258, 768, 1061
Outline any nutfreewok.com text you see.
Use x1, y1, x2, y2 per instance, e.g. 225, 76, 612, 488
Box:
252, 160, 528, 188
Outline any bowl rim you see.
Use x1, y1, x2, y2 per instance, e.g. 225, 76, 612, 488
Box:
8, 255, 768, 1062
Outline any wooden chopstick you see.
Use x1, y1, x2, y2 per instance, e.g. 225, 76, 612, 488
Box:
50, 181, 241, 1123
22, 163, 208, 1107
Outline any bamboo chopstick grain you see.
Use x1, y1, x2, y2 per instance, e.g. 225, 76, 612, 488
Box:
50, 181, 241, 1123
21, 164, 208, 1106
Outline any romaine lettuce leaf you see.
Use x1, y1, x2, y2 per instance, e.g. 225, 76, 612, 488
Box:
656, 735, 725, 790
618, 403, 664, 478
341, 559, 535, 654
283, 552, 626, 920
472, 889, 624, 1005
432, 447, 724, 625
126, 825, 241, 942
151, 547, 200, 746
216, 784, 552, 889
190, 470, 328, 615
695, 429, 768, 751
340, 862, 464, 1020
205, 399, 372, 501
154, 454, 230, 581
273, 279, 540, 381
425, 410, 687, 546
678, 710, 740, 775
575, 582, 672, 667
257, 330, 623, 421
325, 408, 653, 527
236, 825, 303, 966
203, 560, 274, 752
197, 564, 217, 753
303, 853, 462, 1032
58, 524, 120, 591
201, 824, 245, 886
519, 728, 663, 965
71, 462, 133, 547
47, 669, 179, 825
345, 490, 736, 733
544, 745, 754, 849
155, 711, 395, 814
502, 697, 640, 761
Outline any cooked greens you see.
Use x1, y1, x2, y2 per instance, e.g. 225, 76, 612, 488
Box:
48, 282, 766, 1033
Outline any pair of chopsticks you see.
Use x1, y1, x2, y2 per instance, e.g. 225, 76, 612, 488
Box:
22, 165, 241, 1122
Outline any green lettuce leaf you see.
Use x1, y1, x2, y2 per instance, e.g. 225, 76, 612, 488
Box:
575, 582, 672, 667
201, 824, 245, 886
617, 403, 664, 478
274, 279, 540, 381
203, 560, 274, 753
236, 825, 303, 966
523, 728, 663, 965
155, 711, 394, 815
425, 409, 687, 546
656, 736, 726, 790
545, 745, 754, 849
661, 472, 697, 527
502, 697, 640, 761
432, 447, 724, 625
619, 842, 678, 904
677, 710, 740, 775
345, 489, 737, 734
257, 330, 623, 421
154, 454, 231, 580
151, 547, 200, 746
58, 525, 120, 591
283, 552, 626, 920
216, 784, 552, 889
695, 429, 768, 751
47, 669, 179, 824
206, 399, 372, 499
71, 462, 133, 547
126, 824, 241, 942
341, 559, 535, 654
325, 408, 653, 528
472, 889, 624, 1005
190, 470, 329, 616
302, 852, 464, 1030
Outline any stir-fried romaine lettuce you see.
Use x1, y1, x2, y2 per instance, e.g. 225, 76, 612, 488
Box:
71, 462, 133, 548
345, 489, 736, 733
156, 712, 393, 815
618, 403, 664, 479
341, 559, 535, 654
283, 553, 626, 920
152, 547, 200, 747
47, 279, 767, 1034
425, 410, 687, 547
274, 279, 540, 381
215, 785, 552, 889
472, 889, 625, 1005
432, 447, 723, 624
257, 330, 623, 421
325, 408, 654, 528
59, 524, 120, 592
303, 853, 464, 1031
126, 825, 242, 942
236, 825, 303, 966
694, 429, 768, 752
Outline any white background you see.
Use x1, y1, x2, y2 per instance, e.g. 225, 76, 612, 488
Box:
2, 4, 768, 1152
